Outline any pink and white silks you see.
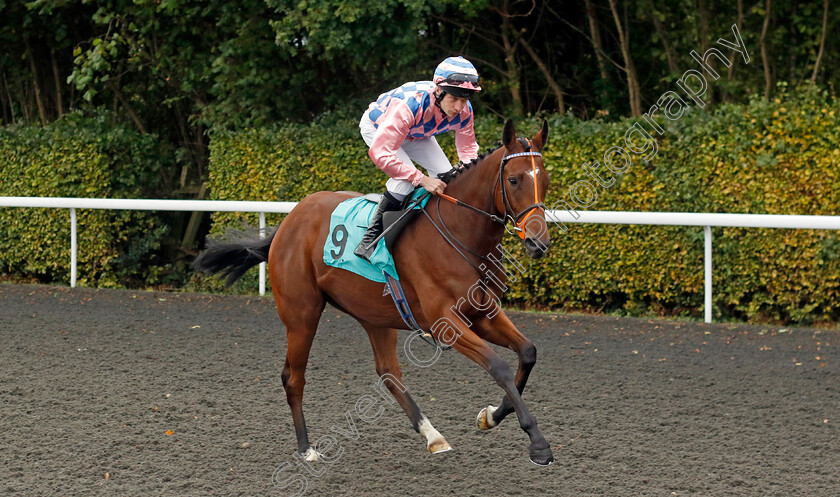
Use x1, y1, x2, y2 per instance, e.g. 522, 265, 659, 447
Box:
360, 80, 479, 197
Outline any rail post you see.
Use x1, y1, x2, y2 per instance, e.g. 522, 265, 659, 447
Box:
70, 208, 77, 288
704, 225, 712, 323
259, 212, 266, 296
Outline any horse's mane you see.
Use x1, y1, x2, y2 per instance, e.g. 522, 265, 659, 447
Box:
437, 143, 502, 185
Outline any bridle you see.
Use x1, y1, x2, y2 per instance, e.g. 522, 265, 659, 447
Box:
418, 139, 546, 279
413, 140, 546, 351
496, 139, 546, 239
437, 139, 546, 240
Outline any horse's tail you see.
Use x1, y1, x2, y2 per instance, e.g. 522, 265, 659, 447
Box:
193, 227, 277, 287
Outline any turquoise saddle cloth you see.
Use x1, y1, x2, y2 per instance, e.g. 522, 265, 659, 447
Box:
323, 188, 431, 283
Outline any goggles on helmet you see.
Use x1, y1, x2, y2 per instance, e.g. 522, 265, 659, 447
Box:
443, 73, 479, 85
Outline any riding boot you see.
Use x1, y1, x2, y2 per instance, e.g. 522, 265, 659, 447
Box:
354, 192, 403, 262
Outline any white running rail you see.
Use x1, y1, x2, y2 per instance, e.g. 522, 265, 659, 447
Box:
547, 210, 840, 323
0, 197, 296, 297
2, 196, 840, 323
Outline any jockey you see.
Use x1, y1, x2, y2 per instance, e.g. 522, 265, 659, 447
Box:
354, 56, 482, 261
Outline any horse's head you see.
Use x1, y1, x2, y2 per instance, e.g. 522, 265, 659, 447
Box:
496, 119, 551, 259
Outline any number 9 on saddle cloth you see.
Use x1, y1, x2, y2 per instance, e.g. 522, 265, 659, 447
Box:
322, 188, 431, 284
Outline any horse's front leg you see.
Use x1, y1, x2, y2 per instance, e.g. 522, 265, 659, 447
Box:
433, 311, 553, 466
470, 312, 537, 431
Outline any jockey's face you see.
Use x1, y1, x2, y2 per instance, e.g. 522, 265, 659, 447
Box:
438, 92, 469, 118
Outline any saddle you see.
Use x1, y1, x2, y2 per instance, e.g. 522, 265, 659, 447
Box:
360, 192, 428, 250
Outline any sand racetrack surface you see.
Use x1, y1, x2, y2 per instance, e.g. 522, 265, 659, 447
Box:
1, 283, 838, 496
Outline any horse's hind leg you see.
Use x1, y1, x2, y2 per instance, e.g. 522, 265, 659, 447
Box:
471, 312, 537, 430
362, 323, 452, 454
277, 293, 325, 462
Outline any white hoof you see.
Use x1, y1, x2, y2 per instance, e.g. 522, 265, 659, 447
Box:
476, 405, 498, 430
419, 416, 451, 454
428, 437, 452, 454
303, 447, 320, 462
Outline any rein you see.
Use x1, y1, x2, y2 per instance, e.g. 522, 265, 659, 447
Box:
438, 191, 506, 225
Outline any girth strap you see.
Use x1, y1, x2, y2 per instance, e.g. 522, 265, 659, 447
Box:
383, 271, 451, 351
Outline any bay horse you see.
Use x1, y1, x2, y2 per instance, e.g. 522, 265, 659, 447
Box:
194, 120, 554, 465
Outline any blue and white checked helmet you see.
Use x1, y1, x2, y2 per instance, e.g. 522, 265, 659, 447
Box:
433, 56, 481, 98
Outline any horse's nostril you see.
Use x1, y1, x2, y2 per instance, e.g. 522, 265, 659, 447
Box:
524, 238, 549, 255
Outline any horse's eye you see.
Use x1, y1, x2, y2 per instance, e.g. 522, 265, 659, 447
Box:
508, 177, 518, 186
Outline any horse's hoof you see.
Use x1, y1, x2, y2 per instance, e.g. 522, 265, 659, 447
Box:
302, 447, 320, 462
528, 447, 554, 466
476, 405, 498, 430
428, 437, 452, 454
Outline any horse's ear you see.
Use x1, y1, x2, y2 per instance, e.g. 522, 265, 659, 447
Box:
503, 119, 516, 149
532, 119, 549, 151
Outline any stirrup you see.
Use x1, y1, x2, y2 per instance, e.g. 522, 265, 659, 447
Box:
353, 231, 381, 262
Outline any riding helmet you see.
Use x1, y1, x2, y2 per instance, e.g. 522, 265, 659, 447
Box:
434, 56, 482, 98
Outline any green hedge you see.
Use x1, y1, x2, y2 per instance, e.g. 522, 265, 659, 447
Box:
0, 111, 170, 287
208, 89, 839, 324
197, 110, 383, 292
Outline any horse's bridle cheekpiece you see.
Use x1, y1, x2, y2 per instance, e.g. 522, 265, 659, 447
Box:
498, 141, 545, 240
